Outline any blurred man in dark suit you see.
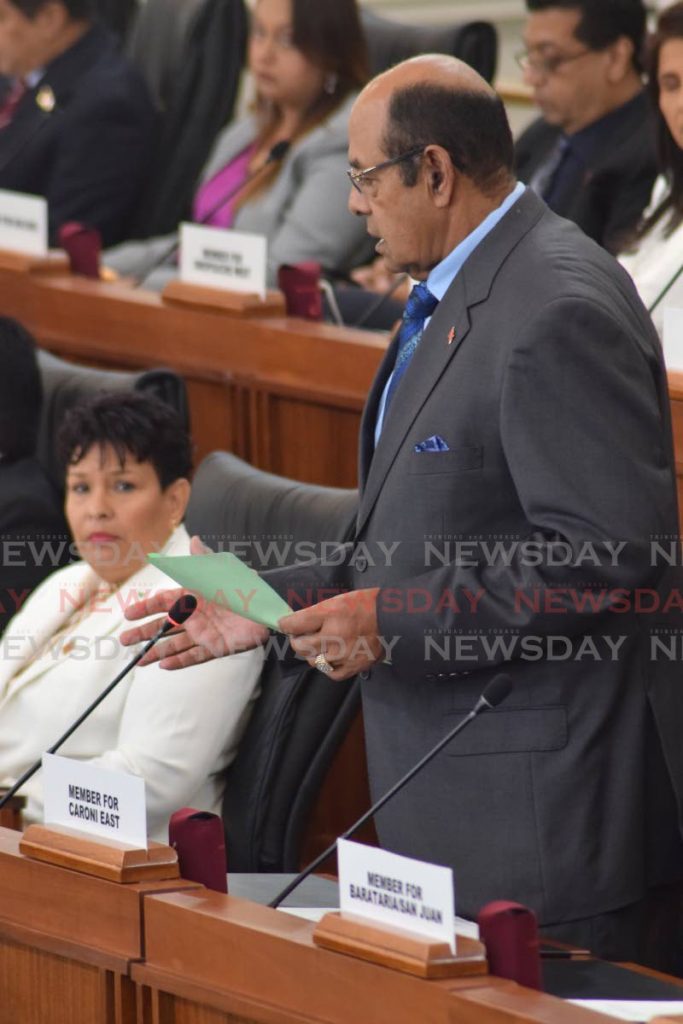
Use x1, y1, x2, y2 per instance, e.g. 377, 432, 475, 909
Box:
515, 0, 657, 253
0, 0, 156, 246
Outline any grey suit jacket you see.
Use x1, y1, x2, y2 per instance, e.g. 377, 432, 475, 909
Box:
269, 188, 683, 924
106, 93, 373, 288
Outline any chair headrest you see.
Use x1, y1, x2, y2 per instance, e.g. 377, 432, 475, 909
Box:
186, 451, 358, 571
361, 10, 498, 83
36, 349, 189, 491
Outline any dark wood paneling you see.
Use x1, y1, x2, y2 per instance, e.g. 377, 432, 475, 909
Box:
0, 268, 386, 487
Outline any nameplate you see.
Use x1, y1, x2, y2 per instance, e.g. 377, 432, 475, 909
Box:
42, 752, 147, 848
663, 307, 683, 371
0, 188, 48, 256
179, 222, 267, 299
337, 838, 456, 952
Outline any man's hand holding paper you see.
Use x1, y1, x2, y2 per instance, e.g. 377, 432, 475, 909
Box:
280, 589, 383, 681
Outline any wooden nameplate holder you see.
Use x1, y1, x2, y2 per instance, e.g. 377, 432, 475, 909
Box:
0, 248, 68, 274
19, 823, 180, 884
313, 911, 488, 980
162, 279, 286, 317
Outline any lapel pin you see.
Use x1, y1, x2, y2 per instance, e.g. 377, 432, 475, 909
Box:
36, 86, 56, 113
447, 326, 456, 346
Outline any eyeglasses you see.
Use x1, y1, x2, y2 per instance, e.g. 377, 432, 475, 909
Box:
347, 146, 425, 194
515, 47, 592, 77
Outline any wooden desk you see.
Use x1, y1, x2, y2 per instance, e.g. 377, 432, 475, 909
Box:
133, 889, 610, 1024
0, 827, 198, 1024
0, 267, 386, 488
3, 822, 683, 1024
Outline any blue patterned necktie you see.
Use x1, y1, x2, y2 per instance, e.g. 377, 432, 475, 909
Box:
383, 281, 438, 417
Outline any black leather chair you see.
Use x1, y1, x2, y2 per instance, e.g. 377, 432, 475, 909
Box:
186, 451, 361, 871
36, 349, 189, 490
126, 0, 248, 239
361, 10, 498, 83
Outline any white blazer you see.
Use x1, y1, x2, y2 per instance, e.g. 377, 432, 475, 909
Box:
0, 526, 262, 841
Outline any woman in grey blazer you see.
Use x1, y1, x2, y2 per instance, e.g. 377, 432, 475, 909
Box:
106, 0, 374, 289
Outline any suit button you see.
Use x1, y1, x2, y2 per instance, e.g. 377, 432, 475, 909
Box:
355, 555, 368, 572
359, 670, 371, 681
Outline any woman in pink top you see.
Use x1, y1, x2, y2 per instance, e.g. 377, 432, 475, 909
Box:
107, 0, 373, 288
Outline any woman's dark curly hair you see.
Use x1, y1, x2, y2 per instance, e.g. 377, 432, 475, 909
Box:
57, 391, 192, 488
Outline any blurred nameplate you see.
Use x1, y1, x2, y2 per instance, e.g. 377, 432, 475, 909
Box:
663, 307, 683, 371
179, 222, 267, 299
569, 999, 683, 1021
43, 752, 147, 848
338, 838, 456, 953
0, 188, 48, 256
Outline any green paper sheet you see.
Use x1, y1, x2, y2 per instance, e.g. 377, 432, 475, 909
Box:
148, 551, 291, 630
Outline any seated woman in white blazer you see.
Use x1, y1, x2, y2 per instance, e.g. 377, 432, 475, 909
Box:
619, 3, 683, 336
0, 392, 262, 841
106, 0, 373, 290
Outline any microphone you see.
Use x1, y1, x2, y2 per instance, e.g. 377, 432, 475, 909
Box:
268, 673, 513, 909
133, 139, 291, 287
0, 594, 197, 811
352, 272, 410, 328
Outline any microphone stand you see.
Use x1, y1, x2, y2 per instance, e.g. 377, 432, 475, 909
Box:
648, 260, 683, 318
132, 139, 290, 287
0, 612, 184, 811
268, 679, 511, 909
353, 273, 409, 329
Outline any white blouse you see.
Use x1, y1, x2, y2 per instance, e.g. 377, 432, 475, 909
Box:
619, 176, 683, 337
0, 526, 263, 841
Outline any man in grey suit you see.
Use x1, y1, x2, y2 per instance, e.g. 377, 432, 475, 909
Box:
123, 55, 683, 971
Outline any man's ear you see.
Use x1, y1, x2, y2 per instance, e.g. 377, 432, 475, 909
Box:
605, 35, 637, 84
423, 145, 455, 206
33, 1, 70, 40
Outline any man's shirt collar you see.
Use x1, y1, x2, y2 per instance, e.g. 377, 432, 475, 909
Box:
426, 180, 525, 300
